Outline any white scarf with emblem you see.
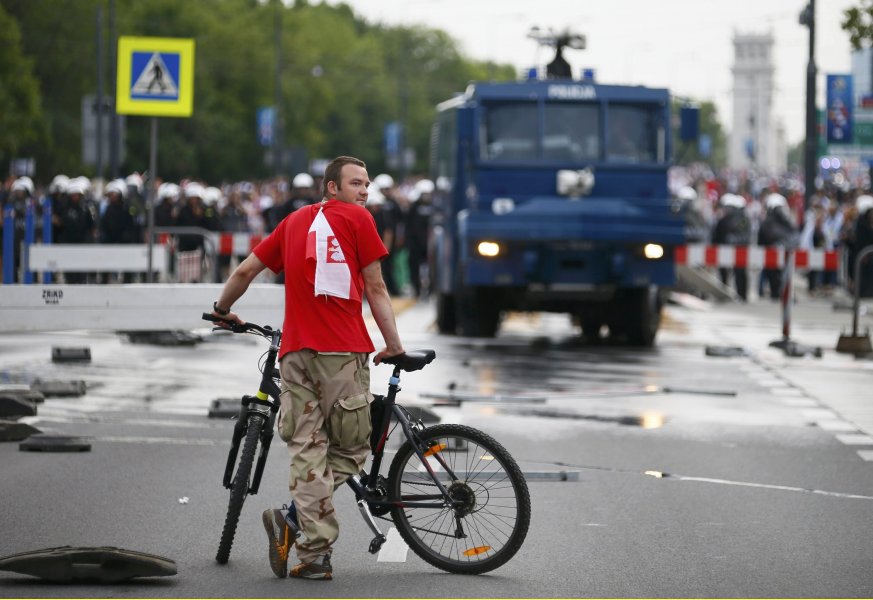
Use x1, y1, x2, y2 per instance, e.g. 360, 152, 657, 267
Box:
305, 205, 359, 301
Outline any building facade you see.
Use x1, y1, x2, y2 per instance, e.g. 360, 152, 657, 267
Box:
729, 32, 787, 174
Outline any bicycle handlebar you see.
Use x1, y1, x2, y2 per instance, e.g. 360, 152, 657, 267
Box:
201, 313, 274, 337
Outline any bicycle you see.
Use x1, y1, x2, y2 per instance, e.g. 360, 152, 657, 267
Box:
203, 313, 531, 574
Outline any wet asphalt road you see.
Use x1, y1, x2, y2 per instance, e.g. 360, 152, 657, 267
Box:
1, 293, 872, 597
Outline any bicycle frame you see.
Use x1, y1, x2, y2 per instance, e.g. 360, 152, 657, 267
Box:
222, 327, 282, 495
346, 362, 465, 552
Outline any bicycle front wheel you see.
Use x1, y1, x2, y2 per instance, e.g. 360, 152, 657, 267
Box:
387, 424, 530, 574
216, 413, 264, 564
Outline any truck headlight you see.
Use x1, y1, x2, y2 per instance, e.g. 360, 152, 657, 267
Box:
643, 244, 664, 259
477, 241, 501, 257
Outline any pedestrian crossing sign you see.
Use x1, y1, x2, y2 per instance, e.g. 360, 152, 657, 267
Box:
116, 36, 195, 117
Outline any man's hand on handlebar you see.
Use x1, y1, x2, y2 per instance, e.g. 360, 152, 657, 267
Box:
204, 310, 245, 331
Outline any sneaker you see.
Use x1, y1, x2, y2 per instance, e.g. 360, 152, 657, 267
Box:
262, 508, 291, 578
283, 501, 301, 537
289, 553, 332, 580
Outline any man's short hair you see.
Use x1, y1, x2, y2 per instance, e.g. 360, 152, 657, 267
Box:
323, 156, 366, 197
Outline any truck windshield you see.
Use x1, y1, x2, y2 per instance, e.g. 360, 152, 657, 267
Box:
606, 104, 660, 163
481, 102, 600, 162
482, 103, 538, 161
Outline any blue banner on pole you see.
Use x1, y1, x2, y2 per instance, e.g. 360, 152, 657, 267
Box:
257, 107, 275, 147
384, 121, 402, 157
826, 74, 853, 144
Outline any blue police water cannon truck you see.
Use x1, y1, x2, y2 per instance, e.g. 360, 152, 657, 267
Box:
428, 29, 685, 345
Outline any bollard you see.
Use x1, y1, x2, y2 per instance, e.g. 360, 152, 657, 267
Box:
769, 249, 823, 358
2, 206, 13, 284
836, 245, 873, 354
23, 199, 34, 284
41, 196, 52, 284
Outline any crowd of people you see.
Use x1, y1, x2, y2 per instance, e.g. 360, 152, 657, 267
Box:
0, 171, 437, 294
5, 162, 873, 299
673, 164, 873, 300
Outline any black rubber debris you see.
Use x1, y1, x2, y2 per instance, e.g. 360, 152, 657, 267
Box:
208, 398, 241, 419
0, 546, 177, 583
0, 386, 45, 404
0, 394, 37, 418
704, 345, 748, 357
19, 434, 91, 453
51, 347, 92, 363
31, 379, 87, 398
0, 420, 41, 442
122, 330, 202, 346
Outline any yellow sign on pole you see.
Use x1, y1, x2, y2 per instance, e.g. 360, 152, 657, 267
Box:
116, 36, 195, 117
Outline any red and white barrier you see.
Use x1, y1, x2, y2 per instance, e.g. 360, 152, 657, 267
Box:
675, 244, 839, 271
156, 232, 264, 256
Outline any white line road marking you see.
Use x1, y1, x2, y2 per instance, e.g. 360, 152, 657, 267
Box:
836, 434, 873, 445
858, 450, 873, 462
781, 398, 819, 407
770, 388, 804, 396
816, 420, 858, 432
377, 527, 409, 562
801, 409, 839, 421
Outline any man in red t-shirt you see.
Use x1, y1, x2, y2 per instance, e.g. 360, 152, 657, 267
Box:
211, 156, 404, 581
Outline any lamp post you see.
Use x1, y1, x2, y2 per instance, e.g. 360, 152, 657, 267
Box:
800, 0, 817, 212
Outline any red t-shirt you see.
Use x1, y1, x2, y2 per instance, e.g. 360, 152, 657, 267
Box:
253, 200, 388, 357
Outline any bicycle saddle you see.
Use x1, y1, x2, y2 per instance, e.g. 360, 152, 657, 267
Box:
382, 349, 436, 372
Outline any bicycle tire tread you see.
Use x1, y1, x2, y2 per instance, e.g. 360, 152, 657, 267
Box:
216, 414, 264, 564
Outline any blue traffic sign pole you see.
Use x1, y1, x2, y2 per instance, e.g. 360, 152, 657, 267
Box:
23, 200, 34, 284
42, 197, 53, 283
3, 206, 14, 284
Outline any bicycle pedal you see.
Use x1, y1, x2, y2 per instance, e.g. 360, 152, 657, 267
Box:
368, 534, 386, 554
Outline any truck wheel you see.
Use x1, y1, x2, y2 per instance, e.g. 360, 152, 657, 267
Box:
436, 293, 457, 334
456, 286, 500, 338
625, 286, 661, 347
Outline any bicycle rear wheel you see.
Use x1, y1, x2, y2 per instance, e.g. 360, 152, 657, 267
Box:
216, 413, 264, 564
387, 424, 530, 574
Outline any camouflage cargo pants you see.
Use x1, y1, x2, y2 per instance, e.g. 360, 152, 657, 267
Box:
277, 349, 372, 563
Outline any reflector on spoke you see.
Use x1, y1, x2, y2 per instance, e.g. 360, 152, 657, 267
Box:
423, 443, 447, 457
462, 546, 492, 557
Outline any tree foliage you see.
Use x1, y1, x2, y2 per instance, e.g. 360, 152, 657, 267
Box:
1, 0, 516, 183
842, 0, 873, 50
0, 3, 45, 164
671, 100, 727, 168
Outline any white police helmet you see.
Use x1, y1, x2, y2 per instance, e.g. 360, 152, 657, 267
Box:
158, 182, 180, 200
49, 175, 69, 194
67, 176, 91, 196
367, 183, 385, 206
125, 173, 144, 196
374, 173, 394, 189
292, 173, 315, 188
105, 178, 127, 198
856, 194, 873, 214
184, 182, 205, 199
11, 176, 34, 196
203, 186, 223, 206
677, 186, 697, 202
414, 179, 435, 195
765, 193, 787, 210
